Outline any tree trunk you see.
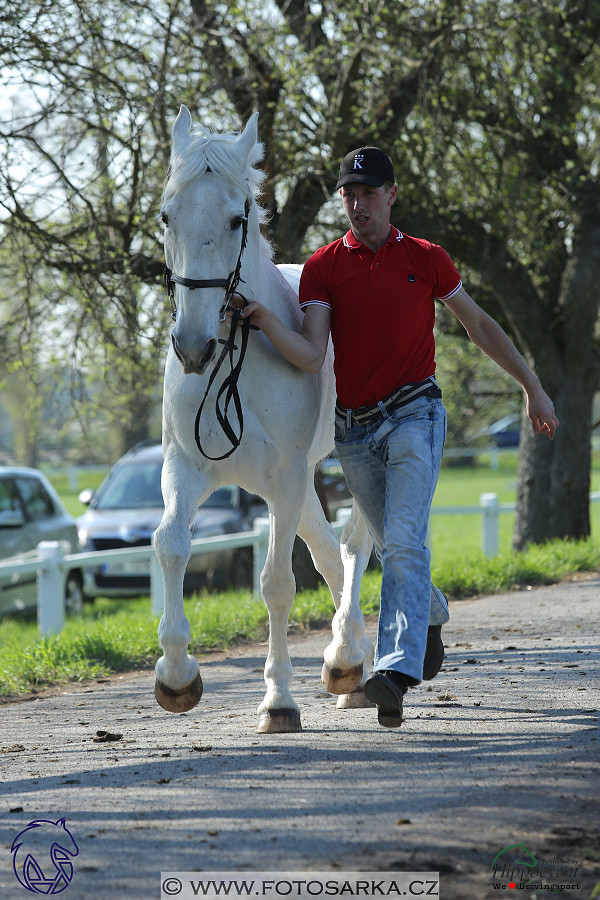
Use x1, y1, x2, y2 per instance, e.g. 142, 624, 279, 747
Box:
117, 403, 152, 456
513, 368, 595, 550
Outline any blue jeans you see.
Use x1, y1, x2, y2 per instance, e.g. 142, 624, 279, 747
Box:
335, 394, 449, 683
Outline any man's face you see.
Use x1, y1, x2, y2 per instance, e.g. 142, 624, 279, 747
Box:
340, 182, 397, 241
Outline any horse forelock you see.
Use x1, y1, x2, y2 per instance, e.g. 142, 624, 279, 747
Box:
162, 126, 273, 258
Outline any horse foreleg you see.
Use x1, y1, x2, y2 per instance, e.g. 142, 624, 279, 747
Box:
153, 461, 209, 713
256, 470, 306, 735
321, 502, 375, 702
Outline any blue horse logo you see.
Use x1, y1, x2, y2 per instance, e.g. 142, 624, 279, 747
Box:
11, 818, 79, 894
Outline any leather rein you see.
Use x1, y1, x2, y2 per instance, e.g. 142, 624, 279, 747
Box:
163, 197, 258, 461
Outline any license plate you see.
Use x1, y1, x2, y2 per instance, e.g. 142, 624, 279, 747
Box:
101, 560, 150, 576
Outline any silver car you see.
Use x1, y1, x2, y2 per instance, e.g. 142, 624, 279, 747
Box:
77, 443, 267, 598
0, 467, 83, 617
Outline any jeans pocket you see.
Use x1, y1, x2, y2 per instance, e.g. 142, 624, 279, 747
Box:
334, 419, 346, 442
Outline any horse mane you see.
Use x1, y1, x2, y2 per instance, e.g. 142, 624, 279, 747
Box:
162, 122, 273, 258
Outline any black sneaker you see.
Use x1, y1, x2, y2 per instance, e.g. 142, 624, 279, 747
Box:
423, 624, 444, 680
364, 670, 409, 728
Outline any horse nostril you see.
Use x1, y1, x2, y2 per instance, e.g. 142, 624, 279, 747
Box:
200, 338, 217, 368
171, 334, 185, 366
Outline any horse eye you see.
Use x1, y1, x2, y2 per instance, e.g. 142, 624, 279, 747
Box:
161, 212, 169, 226
231, 216, 244, 231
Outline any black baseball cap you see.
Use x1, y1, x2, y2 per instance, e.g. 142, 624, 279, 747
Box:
336, 146, 395, 190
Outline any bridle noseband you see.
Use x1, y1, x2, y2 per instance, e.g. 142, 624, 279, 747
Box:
163, 196, 257, 461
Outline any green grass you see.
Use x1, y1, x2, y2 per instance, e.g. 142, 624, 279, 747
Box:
1, 452, 593, 698
1, 537, 599, 698
429, 450, 600, 561
0, 571, 383, 697
44, 468, 109, 518
431, 537, 600, 598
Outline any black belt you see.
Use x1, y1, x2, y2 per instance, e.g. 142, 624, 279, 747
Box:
335, 377, 441, 428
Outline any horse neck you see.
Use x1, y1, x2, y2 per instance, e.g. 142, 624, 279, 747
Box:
236, 207, 297, 323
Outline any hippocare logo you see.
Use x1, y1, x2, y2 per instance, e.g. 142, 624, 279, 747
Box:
491, 843, 537, 873
490, 843, 581, 892
11, 817, 79, 894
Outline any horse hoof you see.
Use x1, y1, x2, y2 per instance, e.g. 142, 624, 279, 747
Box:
336, 687, 375, 709
321, 662, 363, 695
255, 708, 302, 734
154, 672, 203, 713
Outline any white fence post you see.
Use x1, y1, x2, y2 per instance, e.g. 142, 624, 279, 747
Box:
335, 506, 352, 530
37, 541, 67, 635
253, 517, 270, 598
150, 535, 165, 617
68, 466, 79, 492
480, 492, 500, 557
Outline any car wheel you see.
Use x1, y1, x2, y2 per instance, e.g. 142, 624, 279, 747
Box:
65, 572, 84, 616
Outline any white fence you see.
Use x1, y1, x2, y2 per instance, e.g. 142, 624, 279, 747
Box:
3, 491, 600, 636
429, 490, 600, 556
0, 511, 351, 636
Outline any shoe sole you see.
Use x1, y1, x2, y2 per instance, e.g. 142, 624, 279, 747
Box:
377, 707, 403, 728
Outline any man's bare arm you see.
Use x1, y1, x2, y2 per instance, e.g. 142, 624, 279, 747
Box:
228, 300, 331, 374
443, 287, 559, 439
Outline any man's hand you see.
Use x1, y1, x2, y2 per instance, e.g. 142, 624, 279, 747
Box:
225, 294, 270, 331
225, 295, 331, 374
526, 387, 559, 439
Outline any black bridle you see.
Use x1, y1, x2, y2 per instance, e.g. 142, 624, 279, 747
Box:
163, 197, 252, 323
163, 197, 258, 461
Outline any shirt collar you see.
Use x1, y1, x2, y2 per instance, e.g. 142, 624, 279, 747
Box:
343, 225, 404, 250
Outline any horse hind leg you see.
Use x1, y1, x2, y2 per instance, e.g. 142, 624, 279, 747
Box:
297, 480, 372, 699
323, 501, 375, 705
153, 464, 208, 713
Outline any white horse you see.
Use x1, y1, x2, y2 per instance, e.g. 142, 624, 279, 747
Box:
154, 106, 374, 733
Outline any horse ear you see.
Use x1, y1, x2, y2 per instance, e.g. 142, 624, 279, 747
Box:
172, 105, 193, 155
235, 112, 259, 163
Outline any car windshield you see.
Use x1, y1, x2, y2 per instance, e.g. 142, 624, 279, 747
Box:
93, 462, 238, 510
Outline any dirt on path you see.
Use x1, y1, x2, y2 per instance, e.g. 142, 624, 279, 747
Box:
0, 579, 599, 900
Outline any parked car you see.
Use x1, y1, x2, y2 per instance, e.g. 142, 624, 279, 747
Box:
319, 456, 352, 516
0, 467, 83, 618
76, 443, 267, 598
486, 413, 520, 447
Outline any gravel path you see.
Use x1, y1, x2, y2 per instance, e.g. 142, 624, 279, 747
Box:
1, 578, 599, 899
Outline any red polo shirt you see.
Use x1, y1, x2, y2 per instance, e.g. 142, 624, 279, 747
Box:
299, 226, 462, 408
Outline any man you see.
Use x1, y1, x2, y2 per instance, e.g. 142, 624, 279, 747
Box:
231, 146, 558, 728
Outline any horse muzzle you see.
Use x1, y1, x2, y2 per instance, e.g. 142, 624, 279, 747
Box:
171, 333, 217, 375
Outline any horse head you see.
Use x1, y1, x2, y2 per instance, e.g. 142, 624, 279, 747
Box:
161, 105, 264, 376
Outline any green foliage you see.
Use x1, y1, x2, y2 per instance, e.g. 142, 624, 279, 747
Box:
2, 0, 600, 539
